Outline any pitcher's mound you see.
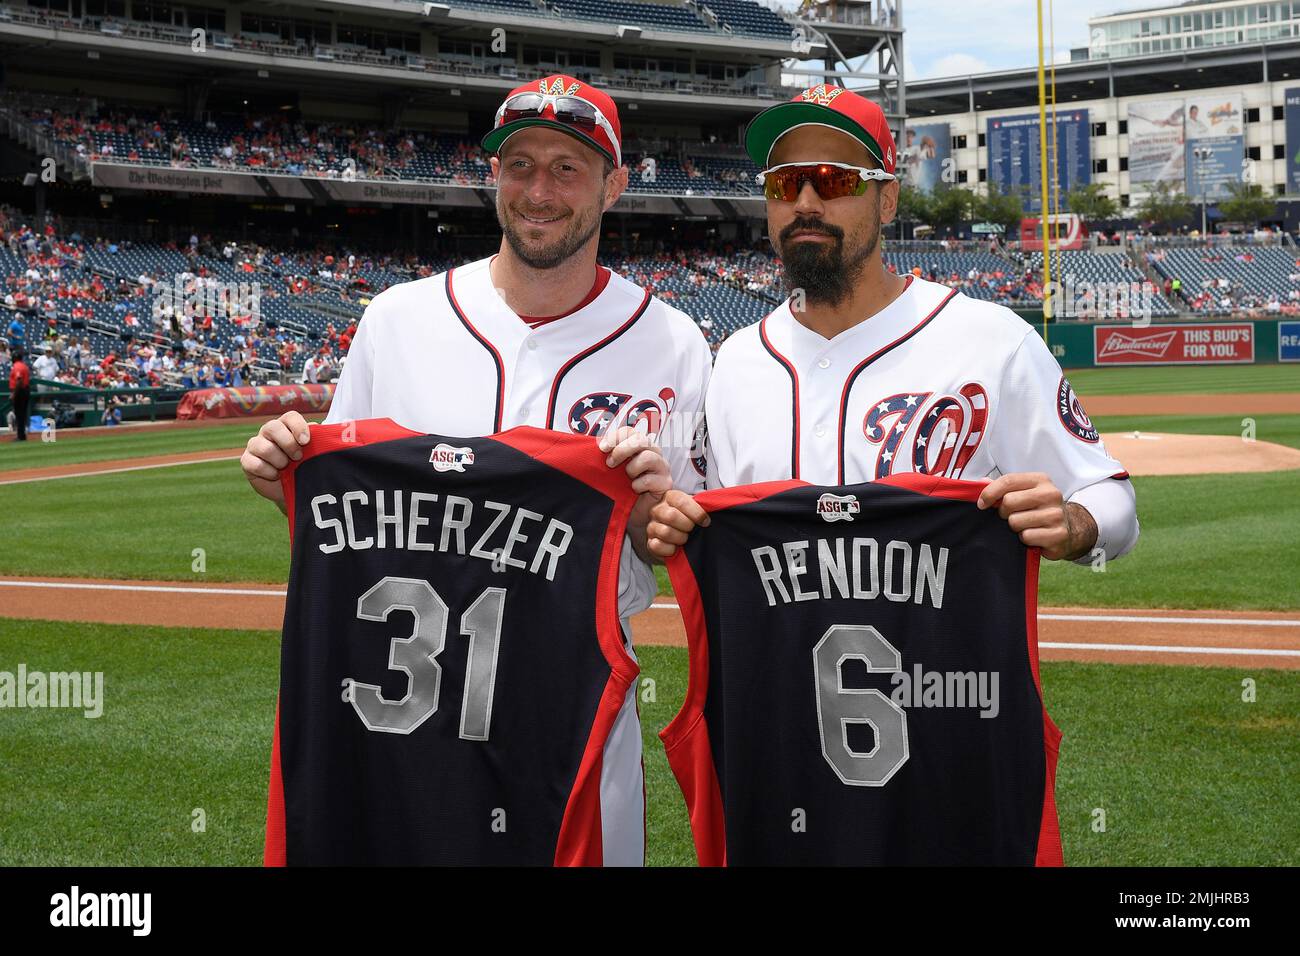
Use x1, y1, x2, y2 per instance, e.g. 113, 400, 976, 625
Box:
1102, 432, 1300, 476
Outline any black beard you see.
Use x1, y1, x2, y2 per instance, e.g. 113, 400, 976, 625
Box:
498, 203, 601, 270
779, 218, 876, 308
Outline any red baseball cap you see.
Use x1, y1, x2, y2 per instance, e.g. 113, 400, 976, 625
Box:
746, 85, 896, 174
482, 75, 622, 167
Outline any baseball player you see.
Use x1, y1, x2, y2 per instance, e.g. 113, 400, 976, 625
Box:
647, 86, 1139, 567
242, 74, 713, 865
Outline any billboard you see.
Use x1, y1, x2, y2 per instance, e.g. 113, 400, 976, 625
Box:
1284, 88, 1300, 194
1280, 322, 1300, 363
896, 122, 950, 194
986, 110, 1090, 214
1094, 324, 1255, 365
1126, 99, 1186, 187
1184, 93, 1245, 201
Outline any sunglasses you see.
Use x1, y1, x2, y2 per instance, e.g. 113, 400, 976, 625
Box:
755, 161, 896, 202
495, 92, 620, 163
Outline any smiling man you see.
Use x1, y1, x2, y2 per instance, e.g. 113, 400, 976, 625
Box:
241, 75, 711, 865
650, 85, 1138, 565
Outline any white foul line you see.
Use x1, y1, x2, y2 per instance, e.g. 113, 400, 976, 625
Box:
652, 603, 1300, 628
1039, 612, 1300, 627
0, 580, 285, 597
0, 455, 241, 486
1041, 642, 1300, 658
0, 585, 1296, 657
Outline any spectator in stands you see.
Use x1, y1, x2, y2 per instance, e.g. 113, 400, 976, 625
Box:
8, 347, 30, 441
6, 316, 23, 351
33, 346, 59, 382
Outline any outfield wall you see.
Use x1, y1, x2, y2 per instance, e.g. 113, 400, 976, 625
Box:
1033, 319, 1300, 368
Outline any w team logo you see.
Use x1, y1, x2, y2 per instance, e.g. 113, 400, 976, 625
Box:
1056, 376, 1099, 443
541, 77, 581, 97
816, 493, 860, 522
429, 444, 475, 472
800, 85, 845, 106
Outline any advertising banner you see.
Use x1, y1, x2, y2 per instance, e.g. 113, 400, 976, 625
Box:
1184, 93, 1245, 201
987, 110, 1090, 214
897, 122, 951, 194
1094, 324, 1255, 365
1127, 98, 1186, 187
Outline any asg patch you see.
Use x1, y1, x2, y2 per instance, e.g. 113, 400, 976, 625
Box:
816, 493, 860, 523
1057, 376, 1099, 443
429, 443, 476, 472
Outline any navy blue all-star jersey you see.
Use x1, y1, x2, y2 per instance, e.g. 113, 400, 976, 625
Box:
662, 473, 1063, 866
264, 418, 641, 866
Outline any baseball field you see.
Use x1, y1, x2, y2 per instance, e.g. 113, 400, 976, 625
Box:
1, 362, 1297, 866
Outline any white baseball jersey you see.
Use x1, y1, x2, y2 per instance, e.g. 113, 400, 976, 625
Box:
705, 275, 1138, 560
322, 253, 712, 865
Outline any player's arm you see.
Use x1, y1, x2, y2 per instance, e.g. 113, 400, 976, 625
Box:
241, 301, 377, 515
599, 426, 672, 564
982, 330, 1139, 563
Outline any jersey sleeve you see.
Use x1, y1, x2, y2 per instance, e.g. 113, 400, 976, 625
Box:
987, 329, 1129, 499
323, 301, 377, 425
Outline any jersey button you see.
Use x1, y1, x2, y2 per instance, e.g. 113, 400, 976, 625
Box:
519, 406, 531, 419
526, 339, 538, 351
814, 424, 827, 438
818, 358, 831, 369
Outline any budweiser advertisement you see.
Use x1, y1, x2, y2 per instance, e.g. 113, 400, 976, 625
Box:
1094, 324, 1255, 365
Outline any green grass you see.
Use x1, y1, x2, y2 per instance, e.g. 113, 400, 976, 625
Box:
1037, 470, 1300, 611
0, 421, 265, 472
2, 619, 1293, 866
1064, 363, 1300, 396
0, 460, 291, 582
1092, 413, 1300, 451
4, 456, 1297, 610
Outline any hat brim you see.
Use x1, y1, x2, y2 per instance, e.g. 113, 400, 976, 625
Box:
481, 119, 618, 165
745, 102, 885, 170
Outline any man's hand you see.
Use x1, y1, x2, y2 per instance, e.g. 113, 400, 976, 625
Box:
241, 411, 312, 515
646, 490, 710, 560
599, 426, 672, 563
977, 471, 1098, 561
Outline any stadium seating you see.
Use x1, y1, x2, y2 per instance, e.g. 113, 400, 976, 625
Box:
16, 104, 767, 197
699, 0, 794, 38
548, 0, 712, 32
1146, 246, 1299, 315
1023, 250, 1179, 317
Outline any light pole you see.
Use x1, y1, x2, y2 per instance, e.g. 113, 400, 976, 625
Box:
1193, 145, 1214, 237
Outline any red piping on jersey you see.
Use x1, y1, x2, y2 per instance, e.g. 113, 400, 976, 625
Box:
758, 316, 801, 479
1110, 471, 1130, 480
1023, 549, 1065, 866
263, 697, 286, 866
836, 284, 959, 484
493, 427, 641, 866
544, 288, 652, 430
446, 268, 506, 432
660, 549, 727, 867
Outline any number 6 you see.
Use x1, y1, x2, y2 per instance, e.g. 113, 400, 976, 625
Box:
812, 625, 909, 786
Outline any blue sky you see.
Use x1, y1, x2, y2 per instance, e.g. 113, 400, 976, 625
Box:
778, 0, 1146, 80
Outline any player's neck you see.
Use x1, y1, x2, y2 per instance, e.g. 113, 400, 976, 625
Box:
792, 263, 910, 340
490, 244, 599, 318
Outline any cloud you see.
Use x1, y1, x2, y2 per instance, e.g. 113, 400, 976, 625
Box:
893, 0, 1125, 78
918, 52, 993, 80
